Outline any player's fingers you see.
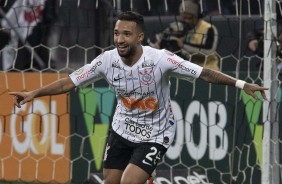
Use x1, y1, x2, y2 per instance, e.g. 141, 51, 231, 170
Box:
19, 97, 30, 105
254, 86, 268, 100
260, 90, 267, 100
13, 95, 21, 108
259, 87, 269, 91
245, 89, 258, 100
8, 92, 21, 96
250, 92, 258, 100
9, 92, 16, 95
9, 92, 27, 108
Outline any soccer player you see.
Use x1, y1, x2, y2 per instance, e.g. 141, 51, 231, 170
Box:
10, 11, 268, 184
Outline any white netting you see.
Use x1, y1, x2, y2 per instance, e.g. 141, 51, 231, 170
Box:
0, 0, 281, 183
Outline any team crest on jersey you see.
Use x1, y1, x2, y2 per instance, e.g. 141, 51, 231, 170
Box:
139, 68, 154, 86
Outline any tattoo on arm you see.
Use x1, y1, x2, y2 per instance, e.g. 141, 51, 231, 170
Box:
36, 77, 74, 97
200, 68, 236, 86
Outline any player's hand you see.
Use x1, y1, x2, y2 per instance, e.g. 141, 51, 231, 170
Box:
9, 91, 35, 108
243, 83, 268, 100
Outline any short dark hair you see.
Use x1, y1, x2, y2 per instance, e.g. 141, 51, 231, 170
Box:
117, 11, 145, 32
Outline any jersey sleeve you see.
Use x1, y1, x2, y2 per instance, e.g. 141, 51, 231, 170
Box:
161, 49, 203, 81
69, 54, 104, 87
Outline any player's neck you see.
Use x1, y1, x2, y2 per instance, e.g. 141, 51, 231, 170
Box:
122, 46, 143, 67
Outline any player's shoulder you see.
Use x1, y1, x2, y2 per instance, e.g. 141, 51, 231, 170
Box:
142, 46, 187, 69
142, 46, 169, 58
93, 48, 119, 63
101, 48, 118, 58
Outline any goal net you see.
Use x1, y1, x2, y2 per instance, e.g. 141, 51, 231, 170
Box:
0, 0, 281, 183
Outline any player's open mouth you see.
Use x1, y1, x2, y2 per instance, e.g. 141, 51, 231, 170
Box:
118, 45, 128, 52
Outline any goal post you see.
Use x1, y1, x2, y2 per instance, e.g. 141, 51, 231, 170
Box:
263, 0, 280, 183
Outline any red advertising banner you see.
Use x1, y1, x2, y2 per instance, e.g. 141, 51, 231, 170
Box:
0, 72, 70, 183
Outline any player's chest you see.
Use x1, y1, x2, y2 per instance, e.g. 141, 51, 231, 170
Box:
109, 67, 160, 92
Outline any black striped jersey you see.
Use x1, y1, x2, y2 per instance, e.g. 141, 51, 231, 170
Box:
69, 46, 203, 148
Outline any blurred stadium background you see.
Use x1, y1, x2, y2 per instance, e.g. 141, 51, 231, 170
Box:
0, 0, 281, 183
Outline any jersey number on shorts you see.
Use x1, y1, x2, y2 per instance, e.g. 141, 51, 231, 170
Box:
142, 146, 161, 166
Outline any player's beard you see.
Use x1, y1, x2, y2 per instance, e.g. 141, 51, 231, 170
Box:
117, 44, 136, 58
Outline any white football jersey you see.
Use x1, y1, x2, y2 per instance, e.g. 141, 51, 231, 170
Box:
69, 46, 203, 148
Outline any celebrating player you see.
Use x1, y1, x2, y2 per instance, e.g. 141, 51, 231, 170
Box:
10, 11, 268, 184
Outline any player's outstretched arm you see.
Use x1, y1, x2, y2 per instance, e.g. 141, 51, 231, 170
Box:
9, 77, 75, 108
199, 68, 268, 100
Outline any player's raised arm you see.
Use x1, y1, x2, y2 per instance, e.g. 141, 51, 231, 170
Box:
199, 68, 268, 100
9, 77, 75, 108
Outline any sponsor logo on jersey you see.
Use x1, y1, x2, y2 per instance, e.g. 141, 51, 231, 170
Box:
112, 61, 122, 69
113, 76, 123, 81
121, 96, 158, 111
126, 77, 139, 81
117, 89, 154, 97
76, 61, 102, 81
123, 118, 153, 140
142, 60, 155, 68
167, 58, 197, 75
142, 159, 152, 166
139, 68, 154, 86
126, 73, 138, 81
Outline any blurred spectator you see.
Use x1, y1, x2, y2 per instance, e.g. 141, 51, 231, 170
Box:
1, 0, 57, 71
247, 1, 282, 57
246, 3, 282, 73
246, 27, 264, 58
202, 0, 263, 16
118, 0, 182, 16
0, 0, 12, 66
202, 0, 236, 16
246, 26, 282, 72
148, 0, 219, 71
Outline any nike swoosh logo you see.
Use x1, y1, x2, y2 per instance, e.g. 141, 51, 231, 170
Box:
114, 77, 123, 81
142, 159, 152, 166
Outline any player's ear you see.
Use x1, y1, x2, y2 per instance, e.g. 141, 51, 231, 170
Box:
138, 32, 144, 43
